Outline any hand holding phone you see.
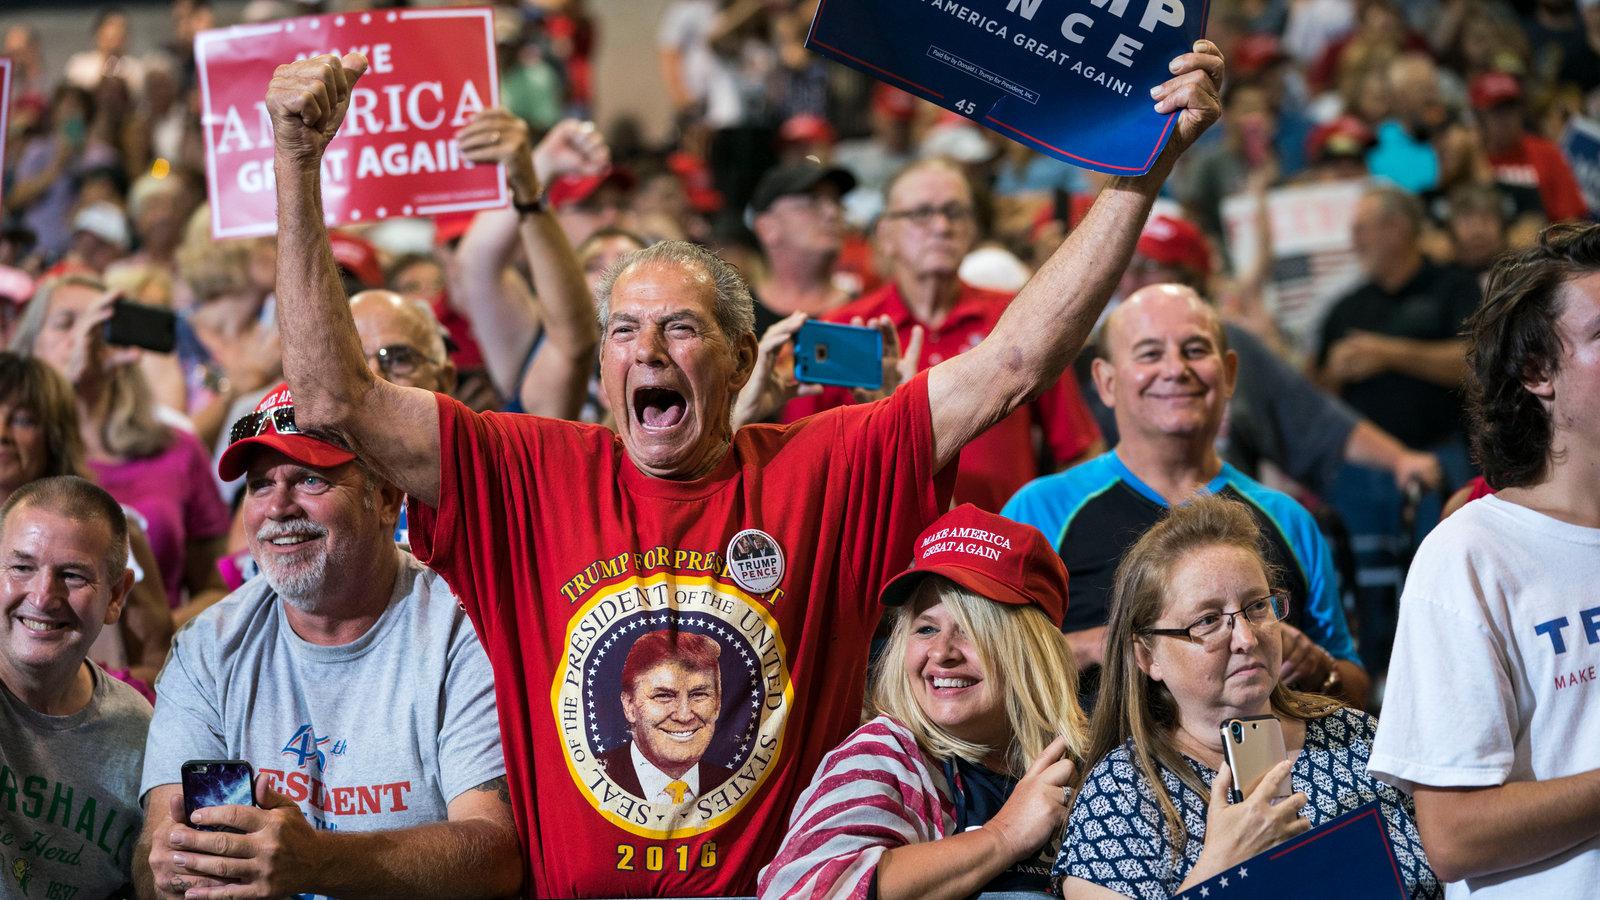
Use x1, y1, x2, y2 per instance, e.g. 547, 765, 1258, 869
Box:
103, 298, 178, 354
794, 320, 884, 391
181, 759, 258, 833
1221, 715, 1289, 803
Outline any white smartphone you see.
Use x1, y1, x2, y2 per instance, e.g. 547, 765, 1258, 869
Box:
1221, 715, 1289, 803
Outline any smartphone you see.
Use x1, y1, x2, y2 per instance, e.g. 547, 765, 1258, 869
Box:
103, 299, 178, 353
181, 760, 257, 832
1221, 716, 1289, 803
794, 320, 883, 390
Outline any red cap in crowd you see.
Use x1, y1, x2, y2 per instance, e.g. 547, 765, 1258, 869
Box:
1232, 34, 1288, 78
329, 231, 385, 289
1306, 115, 1376, 163
1137, 214, 1212, 281
880, 504, 1069, 627
1470, 71, 1523, 110
218, 383, 357, 481
547, 167, 637, 210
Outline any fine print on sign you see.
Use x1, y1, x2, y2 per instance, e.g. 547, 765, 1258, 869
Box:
196, 7, 504, 239
807, 0, 1209, 175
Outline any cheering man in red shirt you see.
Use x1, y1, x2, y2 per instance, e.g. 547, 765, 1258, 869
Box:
257, 44, 1224, 898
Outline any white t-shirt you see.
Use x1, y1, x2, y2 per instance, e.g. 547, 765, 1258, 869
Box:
1370, 494, 1600, 898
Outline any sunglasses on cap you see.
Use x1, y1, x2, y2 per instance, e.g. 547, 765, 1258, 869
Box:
228, 403, 355, 450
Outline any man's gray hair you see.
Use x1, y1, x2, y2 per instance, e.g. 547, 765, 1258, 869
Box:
594, 240, 756, 343
1364, 183, 1426, 238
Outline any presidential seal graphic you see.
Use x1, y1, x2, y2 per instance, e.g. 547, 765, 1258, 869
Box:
552, 573, 793, 838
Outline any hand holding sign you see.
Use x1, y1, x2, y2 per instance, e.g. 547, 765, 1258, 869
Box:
457, 108, 537, 201
1151, 40, 1224, 158
266, 52, 369, 166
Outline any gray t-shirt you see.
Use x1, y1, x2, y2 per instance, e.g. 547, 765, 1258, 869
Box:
1, 662, 153, 899
140, 552, 503, 835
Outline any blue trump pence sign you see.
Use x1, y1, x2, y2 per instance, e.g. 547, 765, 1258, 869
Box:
806, 0, 1209, 175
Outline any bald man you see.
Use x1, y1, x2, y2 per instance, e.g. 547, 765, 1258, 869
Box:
351, 290, 458, 395
1003, 285, 1368, 707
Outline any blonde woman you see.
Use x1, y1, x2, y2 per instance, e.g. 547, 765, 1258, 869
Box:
1057, 495, 1439, 898
12, 275, 230, 624
761, 505, 1086, 900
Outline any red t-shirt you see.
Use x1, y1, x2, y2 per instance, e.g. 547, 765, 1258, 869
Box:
783, 282, 1099, 512
409, 372, 954, 897
1489, 134, 1589, 223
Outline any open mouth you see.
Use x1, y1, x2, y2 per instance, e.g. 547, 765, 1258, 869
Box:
633, 386, 688, 433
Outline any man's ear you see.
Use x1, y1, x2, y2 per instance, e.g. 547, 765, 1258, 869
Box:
1222, 348, 1240, 398
1091, 356, 1116, 408
1522, 358, 1556, 401
104, 568, 134, 626
621, 693, 638, 726
730, 331, 759, 393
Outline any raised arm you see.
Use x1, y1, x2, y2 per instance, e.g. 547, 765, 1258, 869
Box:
266, 54, 442, 505
456, 113, 605, 419
926, 43, 1224, 471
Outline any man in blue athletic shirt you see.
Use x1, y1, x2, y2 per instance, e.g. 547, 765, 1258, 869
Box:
1003, 284, 1369, 708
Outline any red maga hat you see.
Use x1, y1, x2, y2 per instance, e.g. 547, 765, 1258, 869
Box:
880, 504, 1069, 627
218, 384, 357, 481
1470, 71, 1523, 110
1137, 214, 1212, 281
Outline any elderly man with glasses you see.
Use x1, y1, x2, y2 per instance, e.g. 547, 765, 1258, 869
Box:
1003, 283, 1369, 709
772, 156, 1103, 512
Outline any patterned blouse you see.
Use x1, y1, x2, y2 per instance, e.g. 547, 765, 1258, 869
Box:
1056, 708, 1440, 899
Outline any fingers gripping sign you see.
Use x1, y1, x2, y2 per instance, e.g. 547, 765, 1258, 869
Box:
266, 52, 369, 164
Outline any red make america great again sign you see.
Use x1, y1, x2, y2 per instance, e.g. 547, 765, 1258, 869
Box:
197, 7, 505, 239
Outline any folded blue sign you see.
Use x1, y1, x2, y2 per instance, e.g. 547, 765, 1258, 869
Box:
1176, 802, 1409, 899
806, 0, 1210, 175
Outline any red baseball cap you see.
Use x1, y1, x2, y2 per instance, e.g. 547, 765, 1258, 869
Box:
880, 505, 1069, 627
547, 167, 637, 210
1137, 214, 1212, 281
329, 231, 385, 289
1232, 33, 1288, 78
1306, 115, 1376, 163
1470, 71, 1523, 110
218, 384, 357, 481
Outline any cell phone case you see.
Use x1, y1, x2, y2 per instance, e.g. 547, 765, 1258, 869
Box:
1221, 715, 1289, 803
794, 320, 884, 390
181, 759, 257, 832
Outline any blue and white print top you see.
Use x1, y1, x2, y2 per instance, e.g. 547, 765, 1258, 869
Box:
1056, 708, 1440, 899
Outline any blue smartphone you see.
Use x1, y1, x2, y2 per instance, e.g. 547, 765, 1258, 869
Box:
181, 759, 257, 832
794, 320, 883, 390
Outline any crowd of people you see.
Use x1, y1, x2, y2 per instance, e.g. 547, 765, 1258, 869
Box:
1, 1, 1597, 899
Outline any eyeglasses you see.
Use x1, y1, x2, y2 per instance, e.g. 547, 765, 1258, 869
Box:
367, 344, 439, 380
881, 202, 976, 227
227, 402, 353, 453
1139, 592, 1289, 646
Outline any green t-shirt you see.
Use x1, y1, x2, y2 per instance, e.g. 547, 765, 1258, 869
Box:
1, 663, 152, 899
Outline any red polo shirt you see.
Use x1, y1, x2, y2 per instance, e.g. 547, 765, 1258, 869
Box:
783, 281, 1100, 511
1489, 134, 1589, 222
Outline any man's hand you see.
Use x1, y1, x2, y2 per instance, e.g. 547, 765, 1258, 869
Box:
457, 108, 538, 203
733, 312, 820, 426
145, 789, 227, 898
1152, 40, 1225, 155
1324, 330, 1395, 386
1393, 449, 1443, 492
266, 52, 368, 165
532, 119, 610, 192
848, 315, 923, 404
1277, 623, 1335, 689
165, 777, 322, 899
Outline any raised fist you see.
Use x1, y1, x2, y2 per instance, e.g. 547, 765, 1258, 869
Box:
265, 52, 368, 164
456, 108, 537, 198
532, 119, 610, 188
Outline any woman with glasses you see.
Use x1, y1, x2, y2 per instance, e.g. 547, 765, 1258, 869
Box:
761, 506, 1086, 900
1057, 495, 1439, 899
